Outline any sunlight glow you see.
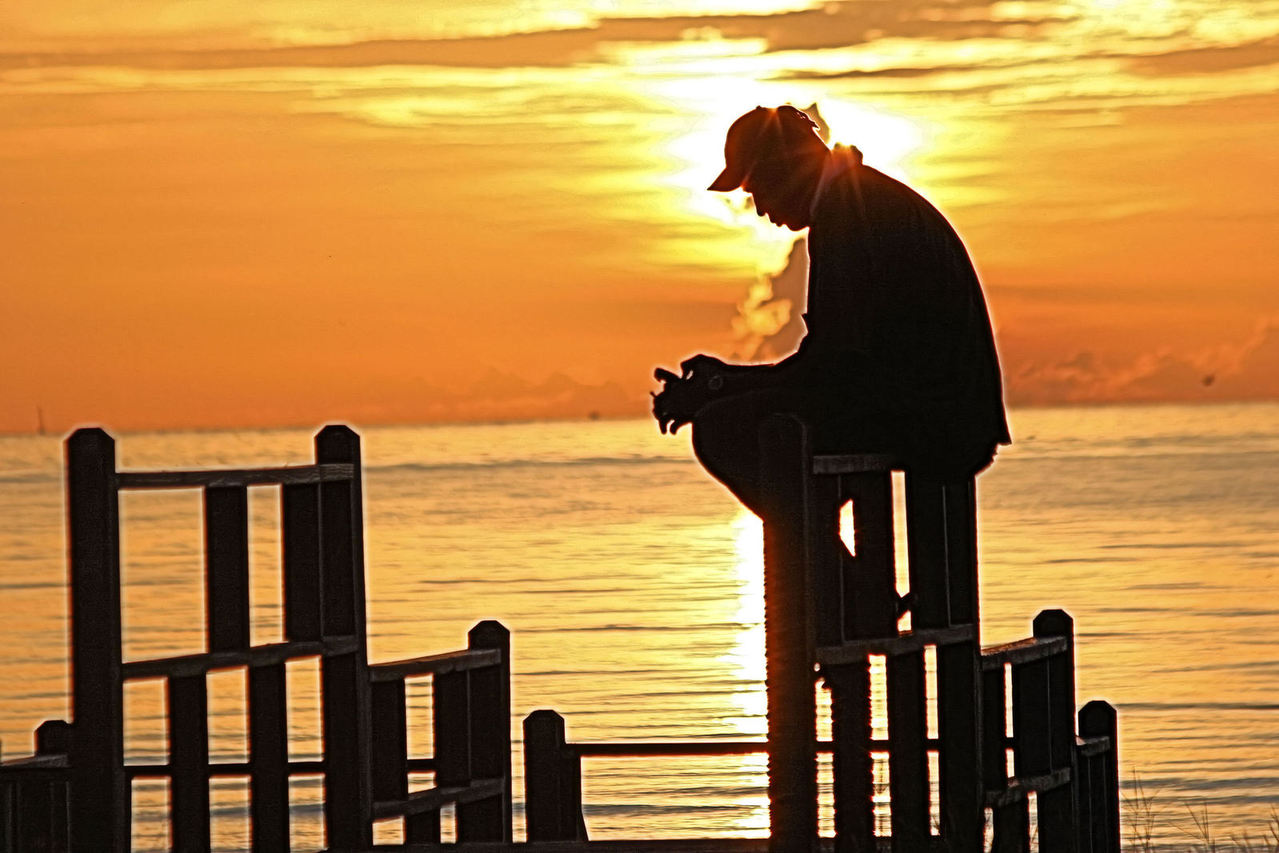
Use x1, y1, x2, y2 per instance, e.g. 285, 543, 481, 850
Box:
818, 100, 929, 182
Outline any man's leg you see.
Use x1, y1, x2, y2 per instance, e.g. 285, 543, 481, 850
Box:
690, 392, 773, 516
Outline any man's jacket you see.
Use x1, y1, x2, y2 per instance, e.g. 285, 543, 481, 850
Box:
782, 146, 1011, 478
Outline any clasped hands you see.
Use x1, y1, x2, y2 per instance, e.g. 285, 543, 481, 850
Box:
651, 354, 728, 435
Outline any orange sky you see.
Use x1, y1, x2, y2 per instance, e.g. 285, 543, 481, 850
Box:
2, 0, 1277, 433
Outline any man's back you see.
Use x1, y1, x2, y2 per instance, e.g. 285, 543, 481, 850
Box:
804, 154, 1010, 477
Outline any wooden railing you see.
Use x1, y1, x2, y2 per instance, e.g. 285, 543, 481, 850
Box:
521, 415, 1120, 853
0, 426, 513, 851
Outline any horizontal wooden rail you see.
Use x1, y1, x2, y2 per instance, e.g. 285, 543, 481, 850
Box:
122, 636, 358, 680
811, 453, 899, 475
116, 462, 355, 490
0, 766, 70, 783
120, 757, 437, 779
571, 738, 952, 758
985, 768, 1072, 807
980, 635, 1068, 669
816, 625, 977, 664
370, 648, 503, 682
325, 837, 846, 853
1076, 733, 1113, 758
371, 777, 507, 819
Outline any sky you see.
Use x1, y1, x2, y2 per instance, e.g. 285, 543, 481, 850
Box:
2, 0, 1277, 432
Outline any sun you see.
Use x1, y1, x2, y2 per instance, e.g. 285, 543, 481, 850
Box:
815, 101, 928, 182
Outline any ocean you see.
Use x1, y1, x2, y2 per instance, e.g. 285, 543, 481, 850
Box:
1, 403, 1276, 850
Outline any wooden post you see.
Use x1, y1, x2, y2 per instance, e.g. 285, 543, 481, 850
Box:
458, 621, 513, 842
248, 663, 290, 852
1034, 610, 1077, 853
758, 415, 818, 853
1079, 701, 1119, 853
315, 425, 373, 848
66, 428, 129, 852
524, 710, 584, 842
168, 674, 211, 852
205, 486, 250, 652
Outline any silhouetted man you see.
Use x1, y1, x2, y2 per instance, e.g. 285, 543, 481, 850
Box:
653, 105, 1010, 515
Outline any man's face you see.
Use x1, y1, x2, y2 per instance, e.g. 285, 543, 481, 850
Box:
741, 150, 814, 231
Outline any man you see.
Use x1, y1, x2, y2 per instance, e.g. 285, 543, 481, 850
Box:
652, 105, 1010, 515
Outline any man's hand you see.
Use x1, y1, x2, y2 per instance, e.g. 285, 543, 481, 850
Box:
652, 365, 712, 434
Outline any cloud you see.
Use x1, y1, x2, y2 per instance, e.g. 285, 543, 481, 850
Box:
1121, 34, 1279, 76
732, 238, 809, 362
0, 0, 1069, 72
1004, 317, 1279, 405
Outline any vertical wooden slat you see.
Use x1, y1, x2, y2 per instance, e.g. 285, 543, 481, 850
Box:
205, 485, 250, 652
937, 641, 983, 851
905, 476, 949, 630
810, 474, 844, 647
758, 415, 818, 853
523, 710, 582, 842
826, 662, 874, 853
281, 483, 321, 642
908, 474, 983, 850
315, 425, 373, 848
168, 674, 211, 852
942, 480, 979, 626
1079, 701, 1120, 853
843, 471, 897, 639
248, 663, 289, 852
1035, 610, 1078, 853
458, 621, 513, 842
371, 679, 408, 804
434, 669, 470, 789
66, 428, 129, 851
887, 650, 929, 850
985, 663, 1027, 853
406, 810, 442, 844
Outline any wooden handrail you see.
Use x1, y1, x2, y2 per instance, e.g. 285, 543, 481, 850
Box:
811, 452, 900, 474
369, 647, 503, 682
980, 635, 1068, 669
816, 625, 976, 665
371, 776, 506, 818
122, 636, 358, 680
116, 462, 354, 490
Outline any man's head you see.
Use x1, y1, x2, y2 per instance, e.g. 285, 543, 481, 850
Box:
708, 105, 830, 230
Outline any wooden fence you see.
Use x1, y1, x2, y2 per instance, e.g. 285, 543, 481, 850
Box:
520, 415, 1120, 853
0, 426, 512, 851
1, 418, 1118, 853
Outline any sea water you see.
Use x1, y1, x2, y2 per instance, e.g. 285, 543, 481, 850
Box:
1, 403, 1276, 849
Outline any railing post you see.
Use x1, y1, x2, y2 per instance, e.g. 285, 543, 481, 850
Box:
66, 427, 128, 852
1079, 701, 1120, 853
459, 621, 513, 842
758, 415, 818, 853
315, 424, 374, 848
1034, 610, 1078, 853
524, 710, 584, 842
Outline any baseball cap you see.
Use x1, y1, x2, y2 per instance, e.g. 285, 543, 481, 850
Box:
708, 105, 820, 192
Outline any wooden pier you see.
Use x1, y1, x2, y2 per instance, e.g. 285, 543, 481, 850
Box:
0, 420, 1119, 852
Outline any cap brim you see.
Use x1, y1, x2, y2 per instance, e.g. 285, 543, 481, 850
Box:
707, 166, 744, 192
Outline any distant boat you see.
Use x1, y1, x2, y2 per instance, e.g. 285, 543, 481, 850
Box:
36, 406, 47, 436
